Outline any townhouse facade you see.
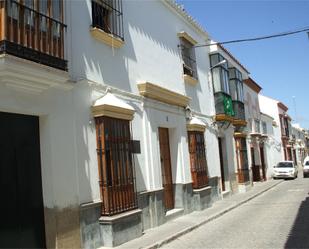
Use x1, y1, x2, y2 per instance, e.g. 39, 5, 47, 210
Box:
292, 124, 308, 165
0, 0, 224, 248
209, 44, 251, 195
0, 0, 306, 248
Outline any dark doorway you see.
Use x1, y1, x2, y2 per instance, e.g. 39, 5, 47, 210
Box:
0, 112, 46, 248
251, 147, 261, 182
260, 145, 267, 181
158, 127, 174, 211
218, 137, 225, 191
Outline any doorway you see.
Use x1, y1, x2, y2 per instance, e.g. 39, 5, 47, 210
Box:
218, 137, 225, 191
260, 145, 266, 181
158, 128, 174, 211
0, 112, 46, 248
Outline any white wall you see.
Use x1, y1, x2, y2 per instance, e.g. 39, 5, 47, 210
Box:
64, 0, 220, 204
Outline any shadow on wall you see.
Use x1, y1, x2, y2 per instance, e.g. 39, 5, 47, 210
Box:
77, 0, 185, 94
284, 194, 309, 248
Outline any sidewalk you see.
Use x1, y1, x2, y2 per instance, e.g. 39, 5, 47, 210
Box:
114, 180, 283, 249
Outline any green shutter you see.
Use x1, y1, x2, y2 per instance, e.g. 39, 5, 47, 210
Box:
223, 95, 235, 116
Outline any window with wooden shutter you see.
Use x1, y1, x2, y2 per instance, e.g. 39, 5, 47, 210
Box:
95, 116, 137, 216
188, 131, 208, 189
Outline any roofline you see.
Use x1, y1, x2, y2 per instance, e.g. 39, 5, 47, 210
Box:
216, 43, 250, 74
260, 112, 274, 120
243, 77, 262, 93
278, 102, 288, 112
162, 0, 210, 39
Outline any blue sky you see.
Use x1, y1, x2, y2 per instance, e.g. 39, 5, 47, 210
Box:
177, 0, 309, 129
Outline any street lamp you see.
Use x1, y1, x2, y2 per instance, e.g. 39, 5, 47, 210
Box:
210, 59, 227, 70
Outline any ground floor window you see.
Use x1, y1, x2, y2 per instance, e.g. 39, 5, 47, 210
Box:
95, 116, 137, 216
235, 137, 249, 183
188, 131, 208, 189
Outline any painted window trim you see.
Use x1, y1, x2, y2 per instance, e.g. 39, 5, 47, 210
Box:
90, 27, 124, 48
177, 31, 198, 45
183, 74, 198, 86
137, 81, 190, 107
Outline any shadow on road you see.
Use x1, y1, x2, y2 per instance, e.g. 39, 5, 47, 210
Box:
285, 194, 309, 248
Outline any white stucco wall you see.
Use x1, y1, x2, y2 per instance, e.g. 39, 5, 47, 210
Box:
64, 0, 220, 205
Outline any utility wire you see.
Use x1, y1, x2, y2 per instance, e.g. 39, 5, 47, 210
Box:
194, 26, 309, 48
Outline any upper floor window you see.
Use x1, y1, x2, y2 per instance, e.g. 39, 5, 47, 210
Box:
254, 119, 261, 133
229, 67, 244, 102
262, 121, 267, 134
4, 0, 66, 69
210, 53, 230, 95
180, 38, 197, 79
92, 0, 124, 41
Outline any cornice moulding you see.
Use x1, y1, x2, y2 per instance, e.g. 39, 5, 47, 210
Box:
0, 54, 72, 94
137, 81, 190, 107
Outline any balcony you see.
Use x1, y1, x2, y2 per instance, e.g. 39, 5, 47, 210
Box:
0, 0, 66, 70
214, 92, 234, 122
0, 0, 70, 94
232, 101, 246, 126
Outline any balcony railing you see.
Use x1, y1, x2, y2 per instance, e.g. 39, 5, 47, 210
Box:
0, 0, 67, 70
214, 92, 235, 117
233, 101, 245, 121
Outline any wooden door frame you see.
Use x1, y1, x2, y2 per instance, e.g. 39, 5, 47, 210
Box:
158, 127, 174, 211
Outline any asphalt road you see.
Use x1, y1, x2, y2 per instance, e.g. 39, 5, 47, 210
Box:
162, 174, 309, 249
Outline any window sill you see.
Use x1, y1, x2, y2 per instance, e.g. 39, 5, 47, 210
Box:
90, 27, 124, 48
183, 74, 198, 86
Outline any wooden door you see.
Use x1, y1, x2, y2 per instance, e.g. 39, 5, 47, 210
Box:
218, 138, 225, 191
0, 112, 46, 248
260, 145, 266, 181
158, 128, 174, 211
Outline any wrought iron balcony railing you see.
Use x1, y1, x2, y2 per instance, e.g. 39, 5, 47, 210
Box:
0, 0, 67, 70
233, 100, 245, 121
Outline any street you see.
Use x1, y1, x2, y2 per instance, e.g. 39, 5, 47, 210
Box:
162, 175, 309, 249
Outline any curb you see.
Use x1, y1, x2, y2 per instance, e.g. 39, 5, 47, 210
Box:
145, 180, 284, 249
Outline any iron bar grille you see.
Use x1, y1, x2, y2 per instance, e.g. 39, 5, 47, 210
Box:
0, 0, 67, 70
233, 101, 245, 121
235, 138, 249, 183
188, 131, 208, 189
95, 116, 137, 216
92, 0, 124, 41
180, 40, 197, 79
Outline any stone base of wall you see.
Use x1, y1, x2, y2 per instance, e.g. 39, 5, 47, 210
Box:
209, 176, 221, 202
174, 183, 194, 214
80, 202, 142, 248
44, 206, 81, 249
192, 186, 212, 211
238, 181, 252, 193
229, 173, 239, 194
138, 189, 165, 231
99, 209, 142, 247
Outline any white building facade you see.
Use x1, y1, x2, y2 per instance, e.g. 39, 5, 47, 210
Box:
259, 95, 286, 170
0, 0, 230, 248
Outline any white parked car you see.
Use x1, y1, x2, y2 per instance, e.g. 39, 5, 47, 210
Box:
303, 160, 309, 178
273, 161, 298, 179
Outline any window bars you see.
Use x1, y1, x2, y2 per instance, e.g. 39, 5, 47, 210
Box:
92, 0, 124, 41
95, 116, 137, 216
